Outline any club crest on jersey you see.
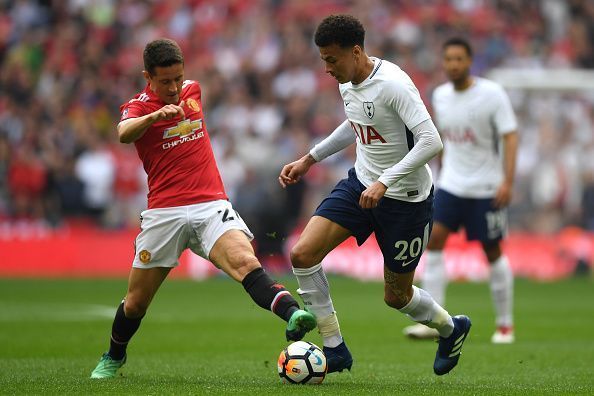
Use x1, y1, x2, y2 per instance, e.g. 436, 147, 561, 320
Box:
186, 98, 201, 113
162, 119, 203, 139
363, 101, 375, 119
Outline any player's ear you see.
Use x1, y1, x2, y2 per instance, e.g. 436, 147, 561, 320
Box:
352, 45, 362, 61
143, 70, 156, 91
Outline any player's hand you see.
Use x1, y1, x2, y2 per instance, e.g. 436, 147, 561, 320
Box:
153, 100, 186, 121
493, 180, 512, 208
359, 181, 388, 209
278, 155, 316, 188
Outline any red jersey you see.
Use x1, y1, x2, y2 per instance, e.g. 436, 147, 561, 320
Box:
119, 80, 228, 209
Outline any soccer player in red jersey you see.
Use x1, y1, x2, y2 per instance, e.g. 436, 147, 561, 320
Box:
90, 38, 315, 379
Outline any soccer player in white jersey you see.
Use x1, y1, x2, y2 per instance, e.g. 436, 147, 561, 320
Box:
404, 38, 518, 344
279, 15, 471, 376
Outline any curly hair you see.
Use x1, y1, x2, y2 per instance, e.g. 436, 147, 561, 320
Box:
314, 14, 365, 48
143, 38, 184, 75
443, 37, 473, 57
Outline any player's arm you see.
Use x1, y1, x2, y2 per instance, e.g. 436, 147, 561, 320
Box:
492, 85, 519, 208
494, 131, 518, 208
430, 94, 444, 168
360, 119, 443, 208
279, 120, 354, 188
378, 118, 443, 188
118, 101, 185, 144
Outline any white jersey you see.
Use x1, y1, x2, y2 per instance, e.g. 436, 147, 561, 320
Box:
432, 77, 517, 198
339, 58, 433, 202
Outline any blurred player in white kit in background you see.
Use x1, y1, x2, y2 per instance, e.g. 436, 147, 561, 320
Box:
404, 37, 518, 344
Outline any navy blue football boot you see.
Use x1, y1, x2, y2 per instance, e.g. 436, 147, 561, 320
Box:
433, 315, 471, 375
323, 341, 353, 373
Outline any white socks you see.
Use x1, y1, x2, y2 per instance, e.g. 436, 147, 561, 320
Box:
489, 255, 514, 327
293, 254, 509, 343
399, 285, 454, 338
423, 249, 514, 328
293, 263, 343, 348
421, 250, 447, 306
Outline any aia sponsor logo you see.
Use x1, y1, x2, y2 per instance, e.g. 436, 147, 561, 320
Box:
442, 127, 477, 144
350, 121, 386, 144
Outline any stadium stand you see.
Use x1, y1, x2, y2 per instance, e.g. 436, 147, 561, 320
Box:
0, 0, 593, 275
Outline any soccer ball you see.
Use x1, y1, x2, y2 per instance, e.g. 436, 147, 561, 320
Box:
277, 341, 327, 384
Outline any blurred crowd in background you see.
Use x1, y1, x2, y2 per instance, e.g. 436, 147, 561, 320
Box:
1, 0, 593, 257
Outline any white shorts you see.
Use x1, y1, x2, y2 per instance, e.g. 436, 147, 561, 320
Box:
132, 200, 254, 268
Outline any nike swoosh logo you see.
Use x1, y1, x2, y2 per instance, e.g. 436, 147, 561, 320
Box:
297, 346, 323, 365
402, 258, 416, 267
345, 102, 350, 107
313, 353, 322, 365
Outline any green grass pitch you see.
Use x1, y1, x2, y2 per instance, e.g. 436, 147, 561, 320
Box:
0, 276, 593, 395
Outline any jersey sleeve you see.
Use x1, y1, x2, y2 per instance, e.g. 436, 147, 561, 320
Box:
430, 88, 440, 127
377, 118, 442, 187
386, 77, 431, 130
119, 99, 148, 122
309, 120, 355, 161
182, 80, 202, 99
492, 86, 518, 135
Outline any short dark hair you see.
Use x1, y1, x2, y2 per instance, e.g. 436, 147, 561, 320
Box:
443, 37, 473, 57
143, 38, 184, 75
314, 14, 365, 49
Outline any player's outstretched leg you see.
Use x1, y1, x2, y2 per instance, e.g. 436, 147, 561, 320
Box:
286, 309, 317, 341
433, 315, 471, 375
90, 300, 144, 379
403, 251, 445, 340
396, 285, 470, 375
293, 264, 353, 373
241, 267, 316, 340
90, 353, 127, 379
323, 340, 353, 373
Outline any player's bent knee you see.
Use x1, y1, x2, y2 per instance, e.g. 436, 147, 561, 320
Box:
290, 245, 318, 269
124, 297, 149, 318
228, 253, 261, 281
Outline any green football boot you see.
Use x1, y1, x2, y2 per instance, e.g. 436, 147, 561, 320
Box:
286, 309, 317, 341
90, 353, 126, 379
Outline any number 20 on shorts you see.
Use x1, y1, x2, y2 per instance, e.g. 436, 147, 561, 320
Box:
394, 223, 430, 266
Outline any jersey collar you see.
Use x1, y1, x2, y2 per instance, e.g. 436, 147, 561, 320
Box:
351, 57, 382, 88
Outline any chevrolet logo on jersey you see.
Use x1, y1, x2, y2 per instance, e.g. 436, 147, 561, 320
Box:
162, 119, 203, 139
